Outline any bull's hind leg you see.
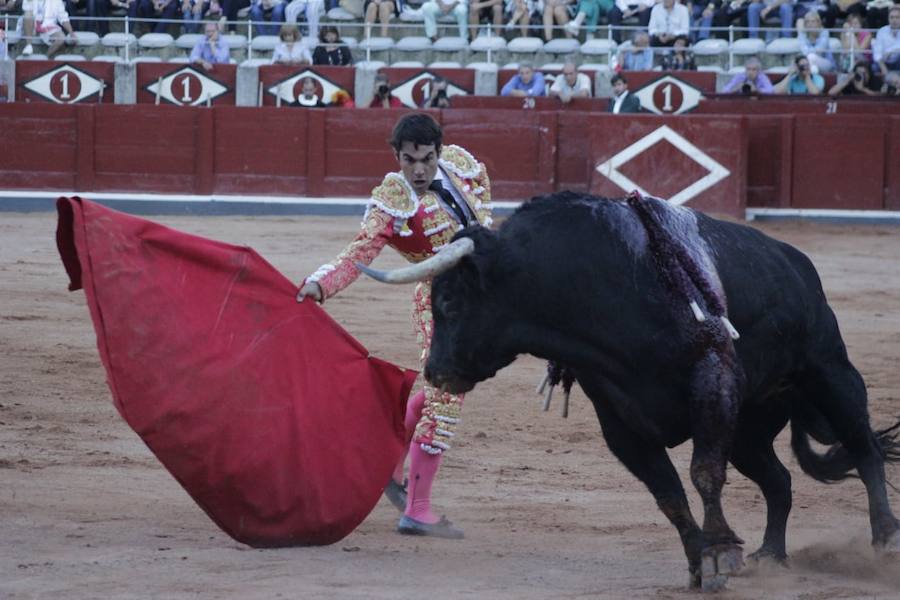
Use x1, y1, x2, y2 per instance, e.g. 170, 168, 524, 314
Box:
588, 399, 705, 588
689, 350, 745, 591
803, 359, 900, 550
729, 401, 792, 563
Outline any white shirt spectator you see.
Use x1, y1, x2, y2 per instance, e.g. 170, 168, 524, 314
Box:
34, 0, 70, 34
613, 0, 654, 12
550, 72, 593, 97
271, 40, 313, 64
648, 1, 689, 38
611, 89, 630, 113
872, 23, 900, 64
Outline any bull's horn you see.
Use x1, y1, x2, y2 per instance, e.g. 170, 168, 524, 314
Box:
355, 237, 475, 284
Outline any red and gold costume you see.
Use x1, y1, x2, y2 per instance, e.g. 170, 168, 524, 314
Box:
306, 145, 492, 454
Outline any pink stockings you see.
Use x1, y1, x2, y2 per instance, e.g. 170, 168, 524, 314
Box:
391, 389, 443, 524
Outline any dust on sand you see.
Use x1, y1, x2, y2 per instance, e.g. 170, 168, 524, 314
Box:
2, 213, 899, 599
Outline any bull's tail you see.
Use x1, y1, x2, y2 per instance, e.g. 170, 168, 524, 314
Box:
790, 416, 900, 484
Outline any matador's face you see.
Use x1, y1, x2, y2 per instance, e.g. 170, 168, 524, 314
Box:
396, 141, 439, 198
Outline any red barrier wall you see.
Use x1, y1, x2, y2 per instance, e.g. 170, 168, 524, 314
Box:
4, 103, 899, 214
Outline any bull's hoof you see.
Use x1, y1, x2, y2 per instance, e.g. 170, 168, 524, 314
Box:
700, 544, 744, 592
746, 548, 788, 566
876, 530, 900, 555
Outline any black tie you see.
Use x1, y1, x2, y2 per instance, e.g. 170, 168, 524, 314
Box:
429, 179, 469, 227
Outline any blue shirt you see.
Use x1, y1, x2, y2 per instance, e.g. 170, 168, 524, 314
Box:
501, 72, 546, 97
623, 48, 654, 71
190, 37, 230, 65
786, 72, 825, 94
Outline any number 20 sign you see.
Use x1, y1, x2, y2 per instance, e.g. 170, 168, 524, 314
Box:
632, 75, 704, 115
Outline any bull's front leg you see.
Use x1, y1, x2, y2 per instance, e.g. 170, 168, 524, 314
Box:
689, 349, 745, 592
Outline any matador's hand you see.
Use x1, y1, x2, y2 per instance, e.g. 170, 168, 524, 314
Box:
296, 281, 323, 303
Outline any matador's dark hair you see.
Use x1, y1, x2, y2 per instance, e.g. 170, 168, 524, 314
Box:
389, 113, 443, 153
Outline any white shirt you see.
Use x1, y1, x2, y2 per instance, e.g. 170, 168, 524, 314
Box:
34, 0, 69, 33
612, 90, 629, 114
873, 25, 900, 63
433, 168, 474, 225
271, 41, 312, 64
648, 2, 689, 37
550, 72, 593, 97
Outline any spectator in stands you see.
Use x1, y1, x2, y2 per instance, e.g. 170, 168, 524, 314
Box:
295, 76, 326, 106
839, 12, 872, 71
370, 71, 404, 107
29, 0, 78, 58
721, 55, 774, 92
774, 54, 824, 93
0, 25, 6, 62
883, 70, 900, 94
542, 0, 574, 41
249, 0, 286, 35
564, 0, 611, 40
64, 0, 111, 35
820, 0, 863, 31
504, 0, 540, 38
500, 62, 546, 96
608, 0, 654, 43
134, 0, 180, 34
607, 73, 642, 112
272, 22, 313, 63
468, 0, 503, 38
423, 0, 467, 42
313, 25, 353, 64
798, 11, 834, 72
364, 0, 398, 37
709, 0, 752, 41
829, 59, 883, 94
221, 0, 250, 32
792, 0, 824, 30
182, 0, 207, 33
549, 60, 593, 102
648, 0, 689, 46
617, 30, 654, 70
661, 34, 696, 69
873, 6, 900, 74
285, 0, 324, 39
422, 74, 451, 107
191, 21, 230, 69
747, 0, 794, 40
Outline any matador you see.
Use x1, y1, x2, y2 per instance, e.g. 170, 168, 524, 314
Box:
297, 113, 492, 539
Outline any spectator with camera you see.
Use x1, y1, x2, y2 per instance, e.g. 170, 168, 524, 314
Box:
828, 59, 883, 95
721, 56, 774, 93
191, 21, 230, 69
549, 60, 592, 102
648, 0, 689, 46
607, 0, 654, 43
313, 25, 353, 65
501, 62, 546, 96
873, 6, 900, 74
272, 23, 312, 64
370, 72, 404, 107
422, 75, 452, 108
774, 54, 824, 94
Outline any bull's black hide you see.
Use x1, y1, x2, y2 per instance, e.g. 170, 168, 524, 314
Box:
425, 192, 900, 590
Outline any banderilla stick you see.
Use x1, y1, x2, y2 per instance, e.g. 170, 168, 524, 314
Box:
542, 385, 553, 412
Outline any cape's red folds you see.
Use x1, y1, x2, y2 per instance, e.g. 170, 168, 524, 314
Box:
56, 198, 417, 547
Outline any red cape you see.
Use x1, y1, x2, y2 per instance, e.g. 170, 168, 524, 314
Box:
56, 197, 417, 547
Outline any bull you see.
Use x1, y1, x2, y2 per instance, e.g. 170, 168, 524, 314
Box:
358, 191, 900, 591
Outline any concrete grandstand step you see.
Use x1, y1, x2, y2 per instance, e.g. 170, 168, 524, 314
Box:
326, 6, 358, 20
93, 55, 125, 62
543, 38, 579, 56
692, 38, 727, 56
469, 34, 506, 52
131, 56, 163, 62
358, 36, 395, 51
578, 63, 610, 72
429, 60, 462, 68
507, 36, 543, 53
697, 64, 724, 73
355, 59, 387, 69
17, 54, 50, 60
222, 33, 249, 50
580, 37, 616, 56
168, 56, 191, 63
139, 32, 175, 49
730, 37, 765, 55
391, 60, 425, 67
433, 36, 467, 51
765, 37, 800, 56
250, 35, 281, 52
73, 31, 101, 47
395, 35, 432, 51
54, 54, 87, 61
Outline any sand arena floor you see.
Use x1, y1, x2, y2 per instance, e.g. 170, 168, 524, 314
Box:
2, 212, 900, 599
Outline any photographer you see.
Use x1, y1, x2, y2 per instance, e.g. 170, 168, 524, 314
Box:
369, 72, 404, 108
828, 60, 883, 96
422, 76, 451, 109
773, 55, 824, 95
722, 57, 774, 94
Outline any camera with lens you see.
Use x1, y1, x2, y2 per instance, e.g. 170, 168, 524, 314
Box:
741, 82, 753, 95
376, 83, 391, 97
853, 72, 863, 83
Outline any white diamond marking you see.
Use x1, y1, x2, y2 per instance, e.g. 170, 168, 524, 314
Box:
595, 125, 731, 206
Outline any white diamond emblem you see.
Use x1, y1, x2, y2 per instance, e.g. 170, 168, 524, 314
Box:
23, 65, 105, 104
145, 67, 229, 106
596, 125, 731, 206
